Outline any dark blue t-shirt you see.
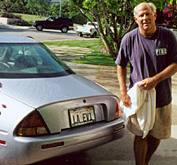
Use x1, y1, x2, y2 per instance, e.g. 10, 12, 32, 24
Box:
116, 26, 177, 108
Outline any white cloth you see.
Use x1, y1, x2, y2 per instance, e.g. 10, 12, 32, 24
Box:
120, 82, 156, 138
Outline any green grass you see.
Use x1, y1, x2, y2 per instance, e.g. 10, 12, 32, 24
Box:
74, 52, 115, 66
44, 39, 99, 49
13, 13, 46, 24
44, 39, 116, 66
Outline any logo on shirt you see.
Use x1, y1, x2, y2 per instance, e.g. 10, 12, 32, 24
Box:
156, 48, 167, 56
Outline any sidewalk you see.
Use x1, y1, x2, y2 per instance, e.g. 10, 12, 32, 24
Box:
0, 24, 33, 29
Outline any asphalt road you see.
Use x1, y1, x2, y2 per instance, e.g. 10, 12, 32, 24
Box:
1, 25, 177, 165
0, 25, 88, 42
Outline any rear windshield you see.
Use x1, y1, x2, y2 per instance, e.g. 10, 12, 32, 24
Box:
0, 43, 75, 78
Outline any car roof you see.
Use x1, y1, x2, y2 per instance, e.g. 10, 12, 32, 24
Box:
0, 34, 39, 44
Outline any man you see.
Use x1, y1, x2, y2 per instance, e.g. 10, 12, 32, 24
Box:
116, 2, 177, 165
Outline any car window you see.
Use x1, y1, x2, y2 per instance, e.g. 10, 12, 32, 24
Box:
0, 46, 7, 58
0, 43, 75, 78
47, 17, 55, 22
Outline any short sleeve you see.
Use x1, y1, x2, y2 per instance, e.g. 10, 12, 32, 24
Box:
115, 36, 129, 67
168, 30, 177, 64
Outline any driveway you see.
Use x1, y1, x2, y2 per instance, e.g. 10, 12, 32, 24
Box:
47, 46, 177, 165
2, 25, 177, 164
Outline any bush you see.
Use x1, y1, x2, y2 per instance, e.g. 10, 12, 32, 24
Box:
163, 5, 177, 28
72, 15, 87, 25
14, 20, 31, 26
0, 12, 21, 19
0, 12, 31, 26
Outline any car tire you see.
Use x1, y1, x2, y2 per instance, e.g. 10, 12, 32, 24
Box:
79, 32, 83, 37
61, 26, 68, 33
36, 25, 43, 31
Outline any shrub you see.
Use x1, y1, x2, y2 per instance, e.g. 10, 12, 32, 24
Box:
0, 12, 21, 19
72, 15, 87, 25
163, 5, 177, 28
14, 20, 31, 26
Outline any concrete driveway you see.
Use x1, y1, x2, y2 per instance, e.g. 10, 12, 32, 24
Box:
1, 25, 177, 164
49, 47, 177, 165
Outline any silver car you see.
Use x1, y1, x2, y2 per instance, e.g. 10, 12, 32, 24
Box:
0, 34, 124, 164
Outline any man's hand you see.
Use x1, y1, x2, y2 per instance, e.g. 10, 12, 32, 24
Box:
138, 77, 157, 90
139, 63, 177, 90
121, 92, 131, 107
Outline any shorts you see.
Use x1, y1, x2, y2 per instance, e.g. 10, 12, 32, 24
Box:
126, 103, 172, 139
150, 103, 172, 139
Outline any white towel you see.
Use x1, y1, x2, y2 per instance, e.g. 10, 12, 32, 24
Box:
120, 82, 156, 138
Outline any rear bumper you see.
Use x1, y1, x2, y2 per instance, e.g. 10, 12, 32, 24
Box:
14, 119, 124, 164
69, 26, 74, 30
76, 31, 91, 35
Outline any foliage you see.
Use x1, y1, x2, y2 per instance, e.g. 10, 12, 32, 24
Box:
72, 14, 87, 24
0, 0, 26, 13
49, 3, 61, 17
0, 12, 21, 19
49, 1, 87, 24
14, 19, 31, 26
49, 1, 74, 18
24, 0, 51, 16
170, 0, 177, 5
0, 12, 31, 26
163, 4, 177, 28
69, 0, 167, 60
0, 0, 51, 16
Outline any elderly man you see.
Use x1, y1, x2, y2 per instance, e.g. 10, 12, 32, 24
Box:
116, 2, 177, 165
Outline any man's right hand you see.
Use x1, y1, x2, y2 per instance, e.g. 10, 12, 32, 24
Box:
120, 92, 131, 107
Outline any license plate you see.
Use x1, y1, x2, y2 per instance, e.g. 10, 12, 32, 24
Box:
69, 106, 96, 127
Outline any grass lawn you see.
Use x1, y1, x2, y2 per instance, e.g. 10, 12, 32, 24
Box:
13, 13, 46, 25
44, 39, 116, 66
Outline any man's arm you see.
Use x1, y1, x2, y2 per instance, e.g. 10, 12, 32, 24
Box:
139, 63, 177, 90
117, 65, 131, 107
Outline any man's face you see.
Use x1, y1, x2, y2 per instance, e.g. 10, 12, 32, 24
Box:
134, 3, 157, 34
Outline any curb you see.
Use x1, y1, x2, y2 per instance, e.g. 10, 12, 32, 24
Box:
0, 24, 34, 30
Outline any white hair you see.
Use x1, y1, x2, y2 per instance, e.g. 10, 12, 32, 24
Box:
133, 2, 157, 16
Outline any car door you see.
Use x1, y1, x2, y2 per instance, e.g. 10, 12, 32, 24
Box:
54, 18, 63, 30
44, 17, 56, 29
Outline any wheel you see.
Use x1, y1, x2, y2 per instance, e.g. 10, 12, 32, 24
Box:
61, 26, 68, 33
79, 32, 83, 37
36, 25, 43, 31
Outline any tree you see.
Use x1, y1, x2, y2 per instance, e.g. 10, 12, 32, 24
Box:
25, 0, 51, 16
0, 0, 51, 15
0, 0, 26, 12
69, 0, 168, 60
50, 1, 72, 18
49, 1, 87, 24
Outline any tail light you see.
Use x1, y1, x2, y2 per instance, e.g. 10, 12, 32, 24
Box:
114, 101, 121, 119
16, 111, 50, 137
90, 29, 92, 32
